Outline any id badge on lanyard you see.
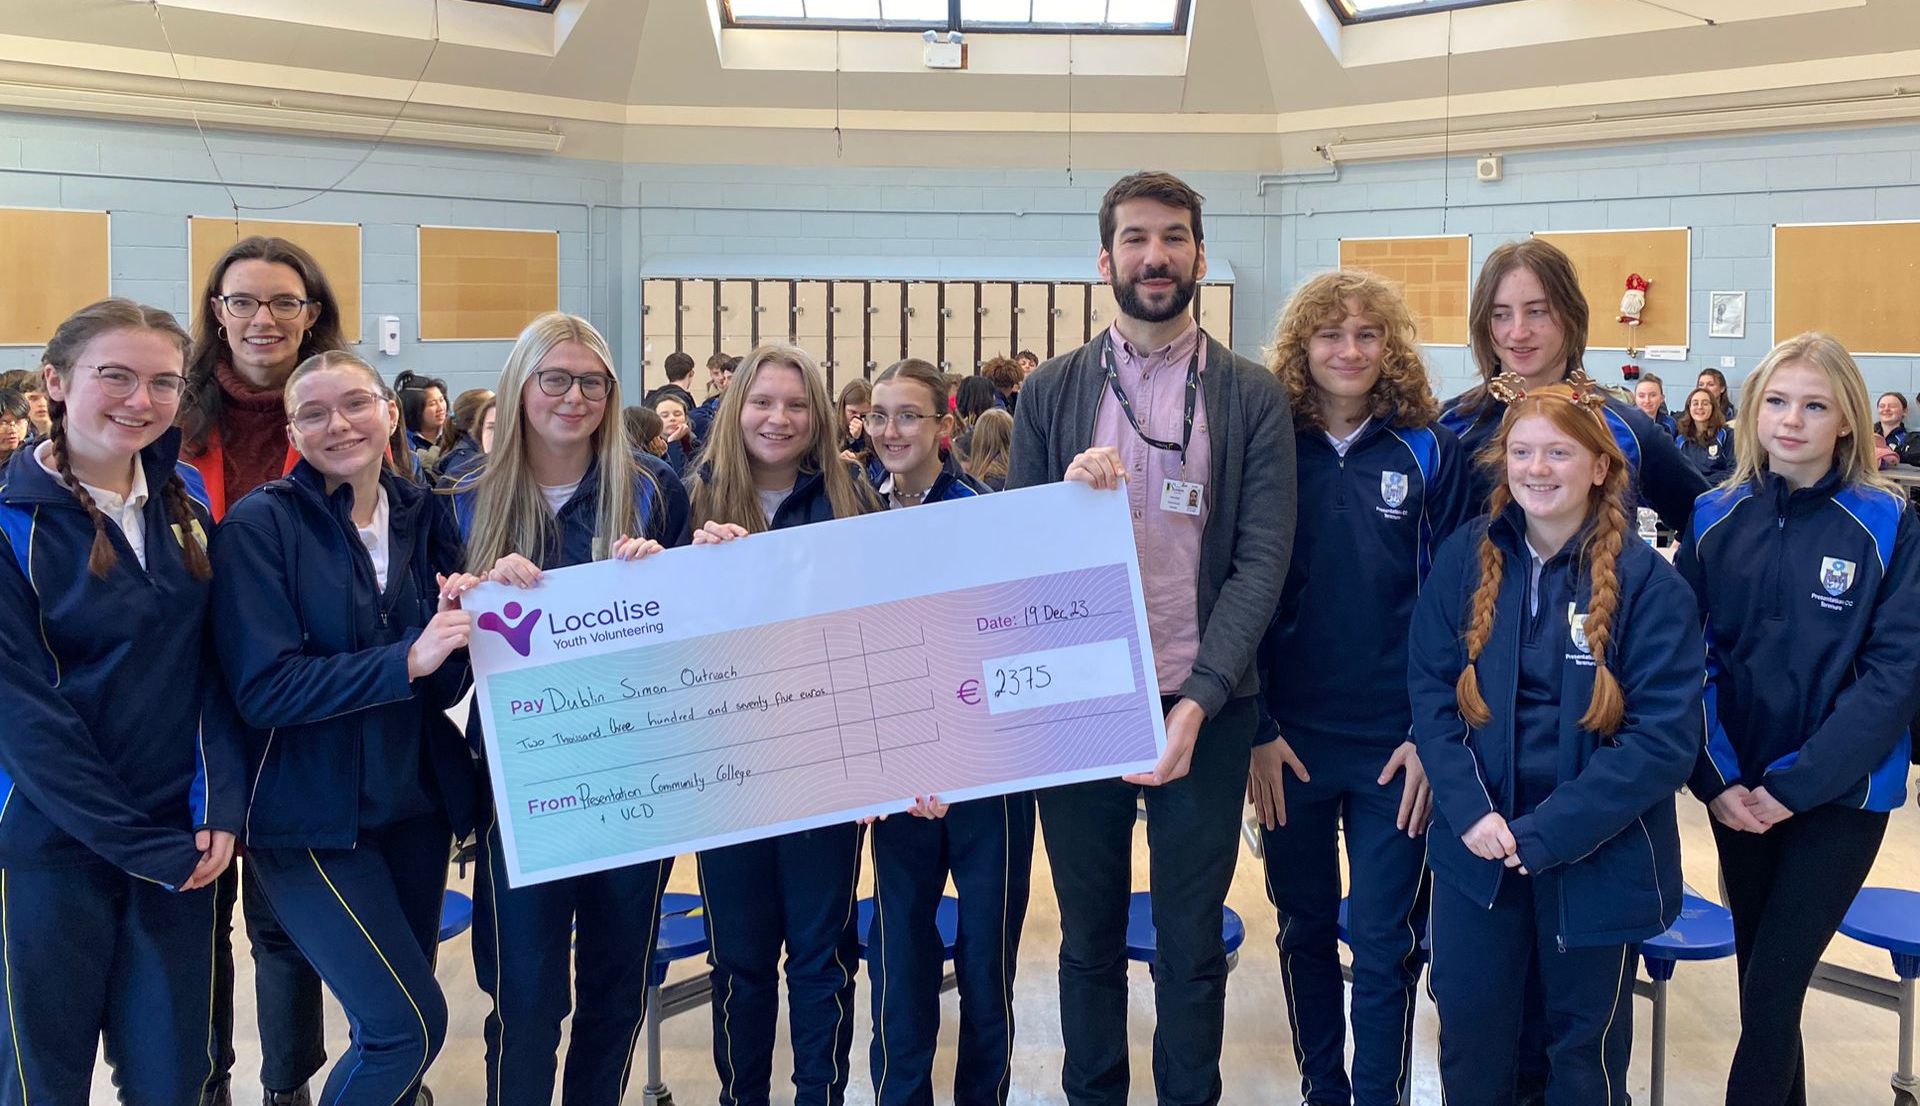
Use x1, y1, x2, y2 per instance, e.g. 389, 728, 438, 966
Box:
1102, 332, 1205, 516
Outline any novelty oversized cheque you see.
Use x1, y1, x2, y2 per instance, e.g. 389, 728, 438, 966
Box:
463, 482, 1167, 887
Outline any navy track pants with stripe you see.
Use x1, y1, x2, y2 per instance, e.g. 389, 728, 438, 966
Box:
867, 793, 1035, 1106
0, 858, 220, 1106
699, 823, 863, 1106
248, 813, 451, 1106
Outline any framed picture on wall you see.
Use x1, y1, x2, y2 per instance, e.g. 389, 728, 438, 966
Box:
1709, 292, 1746, 339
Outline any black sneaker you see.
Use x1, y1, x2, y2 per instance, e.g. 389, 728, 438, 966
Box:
198, 1079, 231, 1106
416, 1089, 434, 1106
263, 1088, 312, 1106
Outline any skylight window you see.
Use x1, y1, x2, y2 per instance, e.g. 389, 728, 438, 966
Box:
463, 0, 562, 11
1330, 0, 1520, 22
723, 0, 1189, 33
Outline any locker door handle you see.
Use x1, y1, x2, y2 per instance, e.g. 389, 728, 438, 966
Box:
867, 307, 879, 315
941, 308, 953, 318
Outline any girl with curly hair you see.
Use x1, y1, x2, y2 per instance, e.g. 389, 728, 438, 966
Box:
1253, 269, 1472, 1106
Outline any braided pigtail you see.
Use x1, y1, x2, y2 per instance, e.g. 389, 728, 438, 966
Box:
1577, 472, 1631, 736
160, 472, 213, 581
47, 400, 118, 579
1454, 484, 1511, 726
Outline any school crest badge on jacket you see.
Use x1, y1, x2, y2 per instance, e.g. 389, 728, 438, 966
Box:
1381, 471, 1409, 508
1821, 556, 1857, 597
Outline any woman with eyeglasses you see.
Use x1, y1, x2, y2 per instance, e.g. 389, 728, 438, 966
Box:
443, 312, 690, 1106
858, 358, 1034, 1106
0, 299, 244, 1101
209, 350, 481, 1106
181, 235, 347, 1106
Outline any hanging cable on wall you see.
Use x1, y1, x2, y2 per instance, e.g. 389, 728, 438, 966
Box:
145, 0, 445, 219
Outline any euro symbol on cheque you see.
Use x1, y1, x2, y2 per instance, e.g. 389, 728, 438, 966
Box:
956, 679, 981, 706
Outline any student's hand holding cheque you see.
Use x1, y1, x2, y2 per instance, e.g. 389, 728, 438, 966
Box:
692, 521, 751, 545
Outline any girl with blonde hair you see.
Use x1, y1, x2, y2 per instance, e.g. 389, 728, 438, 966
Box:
445, 311, 690, 1106
684, 343, 879, 1106
1677, 333, 1920, 1106
1410, 374, 1703, 1104
1252, 269, 1472, 1106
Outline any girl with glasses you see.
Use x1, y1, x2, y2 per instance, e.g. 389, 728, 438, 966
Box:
684, 344, 880, 1106
444, 312, 690, 1106
182, 236, 348, 1106
859, 358, 1033, 1106
209, 351, 481, 1106
0, 298, 244, 1102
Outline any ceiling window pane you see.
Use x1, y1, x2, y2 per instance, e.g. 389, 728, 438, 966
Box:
1331, 0, 1521, 22
726, 0, 1188, 31
1026, 0, 1106, 22
1104, 0, 1183, 25
961, 0, 1034, 23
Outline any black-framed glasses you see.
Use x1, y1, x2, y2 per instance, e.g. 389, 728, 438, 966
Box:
865, 411, 932, 433
82, 364, 188, 403
288, 389, 387, 434
534, 370, 613, 401
214, 293, 317, 321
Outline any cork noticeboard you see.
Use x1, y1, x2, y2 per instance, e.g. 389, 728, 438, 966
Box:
1533, 228, 1690, 350
418, 226, 558, 341
1774, 222, 1920, 355
0, 208, 111, 347
189, 217, 363, 343
1338, 235, 1471, 346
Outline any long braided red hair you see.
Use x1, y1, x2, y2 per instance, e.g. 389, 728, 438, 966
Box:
1455, 385, 1631, 736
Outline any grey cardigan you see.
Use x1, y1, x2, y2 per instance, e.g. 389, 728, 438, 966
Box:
1008, 331, 1297, 716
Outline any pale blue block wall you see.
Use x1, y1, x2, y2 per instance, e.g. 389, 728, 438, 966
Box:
1279, 123, 1920, 403
0, 113, 619, 398
9, 110, 1920, 410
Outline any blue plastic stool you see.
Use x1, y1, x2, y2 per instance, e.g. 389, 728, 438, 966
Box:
1123, 890, 1246, 974
1639, 892, 1736, 1106
642, 893, 712, 1106
1837, 887, 1920, 1106
856, 895, 961, 960
437, 890, 473, 943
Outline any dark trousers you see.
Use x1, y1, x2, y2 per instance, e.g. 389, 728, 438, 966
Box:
249, 815, 451, 1106
868, 793, 1036, 1106
1259, 739, 1426, 1106
1428, 873, 1637, 1106
1712, 803, 1888, 1106
0, 859, 219, 1106
1038, 694, 1256, 1106
698, 823, 863, 1106
472, 815, 669, 1106
208, 859, 329, 1094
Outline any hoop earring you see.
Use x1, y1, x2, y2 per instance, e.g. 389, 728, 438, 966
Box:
217, 325, 228, 342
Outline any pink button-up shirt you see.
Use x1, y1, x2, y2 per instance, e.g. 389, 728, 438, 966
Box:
1092, 319, 1210, 696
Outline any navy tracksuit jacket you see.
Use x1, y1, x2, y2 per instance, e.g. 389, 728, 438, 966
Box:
211, 461, 477, 1105
448, 450, 689, 1106
1677, 427, 1736, 486
695, 464, 874, 1106
1677, 468, 1920, 813
863, 452, 1036, 1106
1409, 506, 1703, 1104
1254, 417, 1470, 1106
1441, 391, 1708, 530
0, 430, 246, 1104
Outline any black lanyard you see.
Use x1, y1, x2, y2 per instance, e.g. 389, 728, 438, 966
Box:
1101, 331, 1201, 464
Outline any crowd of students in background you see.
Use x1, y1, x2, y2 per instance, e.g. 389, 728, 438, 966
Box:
0, 168, 1916, 1106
